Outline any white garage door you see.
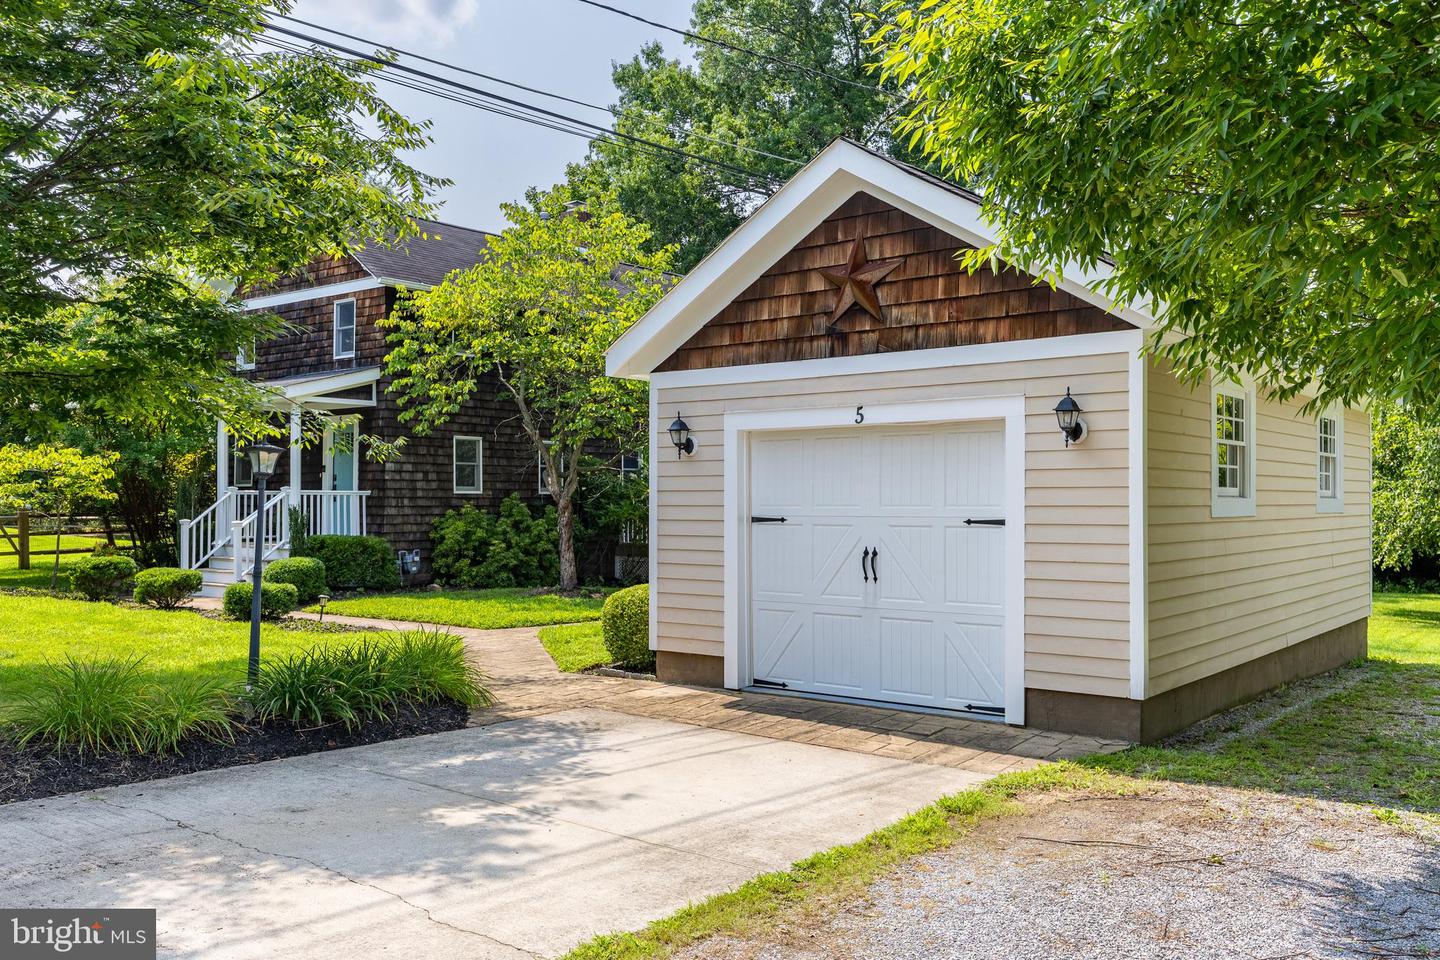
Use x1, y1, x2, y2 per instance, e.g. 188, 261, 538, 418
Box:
748, 422, 1007, 714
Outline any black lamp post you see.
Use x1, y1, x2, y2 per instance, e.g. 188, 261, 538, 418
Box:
667, 414, 694, 458
245, 442, 283, 687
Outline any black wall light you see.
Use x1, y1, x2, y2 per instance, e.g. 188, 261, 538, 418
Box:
668, 414, 695, 458
1053, 388, 1088, 447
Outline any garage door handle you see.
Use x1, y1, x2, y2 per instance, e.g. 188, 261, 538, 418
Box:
861, 546, 871, 582
870, 546, 878, 582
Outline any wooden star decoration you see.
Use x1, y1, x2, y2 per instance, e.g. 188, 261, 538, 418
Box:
820, 237, 905, 328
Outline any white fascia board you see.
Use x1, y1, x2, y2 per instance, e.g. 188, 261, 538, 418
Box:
607, 139, 1155, 379
261, 367, 381, 403
242, 276, 432, 311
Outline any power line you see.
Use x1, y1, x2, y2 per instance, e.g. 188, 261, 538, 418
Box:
564, 0, 899, 99
266, 10, 806, 166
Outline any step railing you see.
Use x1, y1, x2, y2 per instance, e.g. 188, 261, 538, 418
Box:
179, 489, 237, 570
232, 489, 289, 582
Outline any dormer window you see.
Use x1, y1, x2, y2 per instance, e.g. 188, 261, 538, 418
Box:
334, 299, 356, 359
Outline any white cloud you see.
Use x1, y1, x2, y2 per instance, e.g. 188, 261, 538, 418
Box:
290, 0, 481, 49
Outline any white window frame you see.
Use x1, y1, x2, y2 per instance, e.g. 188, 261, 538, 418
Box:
452, 435, 483, 494
1316, 407, 1345, 513
1210, 376, 1257, 518
333, 299, 357, 359
537, 442, 567, 496
620, 452, 643, 478
236, 339, 256, 371
232, 450, 255, 488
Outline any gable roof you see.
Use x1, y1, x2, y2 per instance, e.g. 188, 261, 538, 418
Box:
606, 138, 1154, 380
352, 218, 494, 288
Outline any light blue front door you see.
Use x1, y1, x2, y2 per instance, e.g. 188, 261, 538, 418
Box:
327, 425, 357, 534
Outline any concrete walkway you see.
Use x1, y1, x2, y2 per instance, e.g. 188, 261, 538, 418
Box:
2, 709, 986, 959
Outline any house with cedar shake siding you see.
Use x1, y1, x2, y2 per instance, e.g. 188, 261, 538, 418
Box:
180, 219, 636, 595
607, 140, 1370, 742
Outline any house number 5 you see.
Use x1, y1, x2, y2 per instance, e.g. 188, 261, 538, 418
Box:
855, 405, 864, 424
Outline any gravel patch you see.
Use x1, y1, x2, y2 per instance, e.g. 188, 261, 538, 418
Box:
680, 783, 1439, 960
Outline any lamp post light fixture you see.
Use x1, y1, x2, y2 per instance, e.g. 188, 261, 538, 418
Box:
1053, 388, 1088, 447
667, 414, 695, 459
245, 441, 283, 688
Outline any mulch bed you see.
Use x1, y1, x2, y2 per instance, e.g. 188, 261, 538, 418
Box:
0, 700, 469, 805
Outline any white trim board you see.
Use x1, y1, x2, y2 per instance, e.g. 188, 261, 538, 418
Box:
720, 395, 1028, 726
242, 276, 432, 311
608, 139, 1155, 380
1127, 349, 1149, 699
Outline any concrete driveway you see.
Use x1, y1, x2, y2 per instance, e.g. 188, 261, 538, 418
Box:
1, 708, 985, 959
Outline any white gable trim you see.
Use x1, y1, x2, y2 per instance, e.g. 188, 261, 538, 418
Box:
608, 139, 1155, 379
242, 276, 432, 311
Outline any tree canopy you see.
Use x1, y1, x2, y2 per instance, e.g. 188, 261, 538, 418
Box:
873, 0, 1440, 410
1, 0, 443, 433
383, 189, 673, 589
568, 0, 923, 271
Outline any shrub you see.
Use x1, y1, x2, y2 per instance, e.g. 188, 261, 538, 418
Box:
68, 554, 139, 600
263, 556, 327, 604
133, 567, 203, 609
294, 534, 401, 592
222, 580, 299, 620
248, 630, 492, 729
431, 495, 558, 588
10, 657, 235, 754
601, 584, 651, 669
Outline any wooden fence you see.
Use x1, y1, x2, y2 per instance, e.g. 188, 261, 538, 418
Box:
0, 511, 129, 570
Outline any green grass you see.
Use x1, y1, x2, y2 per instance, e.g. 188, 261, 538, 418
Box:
1085, 589, 1440, 813
0, 534, 132, 590
538, 622, 610, 672
0, 594, 393, 715
562, 764, 1142, 960
308, 587, 609, 630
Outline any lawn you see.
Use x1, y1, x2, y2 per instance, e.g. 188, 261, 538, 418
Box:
538, 622, 609, 672
0, 534, 132, 590
0, 594, 389, 714
309, 587, 609, 630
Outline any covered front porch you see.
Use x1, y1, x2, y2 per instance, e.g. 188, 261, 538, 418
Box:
179, 368, 379, 593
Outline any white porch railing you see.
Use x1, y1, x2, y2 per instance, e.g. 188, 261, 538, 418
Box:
233, 489, 289, 581
298, 490, 369, 537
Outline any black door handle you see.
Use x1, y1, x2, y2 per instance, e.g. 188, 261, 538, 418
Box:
870, 546, 878, 582
861, 546, 870, 582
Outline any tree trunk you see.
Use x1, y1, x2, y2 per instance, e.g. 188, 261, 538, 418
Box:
556, 494, 577, 591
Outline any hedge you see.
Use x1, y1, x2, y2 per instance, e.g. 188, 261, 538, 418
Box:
263, 556, 327, 604
293, 535, 401, 592
222, 580, 299, 620
601, 584, 651, 669
132, 567, 203, 609
69, 555, 139, 600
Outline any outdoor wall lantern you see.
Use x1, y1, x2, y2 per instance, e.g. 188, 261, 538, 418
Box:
1053, 388, 1088, 447
668, 414, 695, 458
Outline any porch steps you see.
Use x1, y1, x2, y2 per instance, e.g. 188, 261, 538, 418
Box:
193, 548, 291, 599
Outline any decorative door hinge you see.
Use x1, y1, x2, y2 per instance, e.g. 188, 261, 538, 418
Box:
751, 516, 788, 523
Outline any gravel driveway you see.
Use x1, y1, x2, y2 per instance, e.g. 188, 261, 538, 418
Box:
682, 783, 1439, 960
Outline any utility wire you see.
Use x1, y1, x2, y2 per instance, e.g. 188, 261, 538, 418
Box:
266, 9, 805, 166
564, 0, 899, 99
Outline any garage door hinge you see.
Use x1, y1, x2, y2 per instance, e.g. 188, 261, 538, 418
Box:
751, 515, 787, 523
965, 704, 1005, 716
963, 518, 1005, 526
752, 678, 790, 689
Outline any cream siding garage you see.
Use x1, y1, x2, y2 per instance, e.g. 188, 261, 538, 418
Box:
652, 344, 1135, 699
1145, 360, 1372, 695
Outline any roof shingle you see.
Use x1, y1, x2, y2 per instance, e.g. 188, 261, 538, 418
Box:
351, 218, 494, 288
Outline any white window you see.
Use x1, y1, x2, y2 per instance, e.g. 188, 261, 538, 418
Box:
236, 339, 256, 371
1317, 410, 1344, 513
453, 436, 482, 493
620, 453, 643, 478
1211, 379, 1256, 517
538, 442, 567, 496
232, 451, 254, 488
333, 299, 356, 359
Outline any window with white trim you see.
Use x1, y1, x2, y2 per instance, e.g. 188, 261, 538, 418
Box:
1317, 410, 1344, 513
236, 339, 256, 371
453, 436, 482, 493
232, 451, 255, 488
620, 453, 643, 478
333, 299, 356, 359
1211, 380, 1256, 517
538, 442, 567, 496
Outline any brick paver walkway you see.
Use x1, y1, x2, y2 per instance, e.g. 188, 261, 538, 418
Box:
279, 608, 1130, 776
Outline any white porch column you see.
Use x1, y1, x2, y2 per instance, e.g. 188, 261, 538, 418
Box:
288, 408, 303, 508
216, 419, 228, 492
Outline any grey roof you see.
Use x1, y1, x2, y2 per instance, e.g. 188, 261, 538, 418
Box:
351, 218, 494, 287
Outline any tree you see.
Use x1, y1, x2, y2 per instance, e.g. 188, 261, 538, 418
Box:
1, 0, 443, 433
383, 189, 673, 590
1372, 401, 1440, 575
568, 0, 923, 271
0, 444, 117, 588
873, 0, 1440, 410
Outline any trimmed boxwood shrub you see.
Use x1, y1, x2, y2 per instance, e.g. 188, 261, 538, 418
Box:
222, 580, 299, 620
601, 584, 651, 669
294, 535, 401, 592
133, 567, 203, 609
263, 556, 327, 604
69, 554, 139, 600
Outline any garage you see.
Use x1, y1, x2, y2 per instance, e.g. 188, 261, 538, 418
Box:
748, 421, 1007, 716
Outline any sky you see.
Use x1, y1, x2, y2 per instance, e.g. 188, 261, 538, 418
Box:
286, 0, 697, 234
